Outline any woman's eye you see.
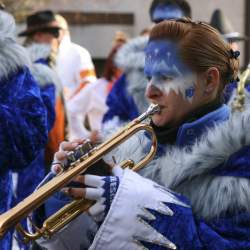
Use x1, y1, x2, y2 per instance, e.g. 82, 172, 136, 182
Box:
162, 76, 173, 81
146, 76, 152, 81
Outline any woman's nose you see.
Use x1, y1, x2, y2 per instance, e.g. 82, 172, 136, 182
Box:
145, 82, 163, 100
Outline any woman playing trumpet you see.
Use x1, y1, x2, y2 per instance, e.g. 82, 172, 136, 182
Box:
38, 18, 250, 249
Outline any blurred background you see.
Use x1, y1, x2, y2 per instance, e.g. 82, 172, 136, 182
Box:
3, 0, 248, 76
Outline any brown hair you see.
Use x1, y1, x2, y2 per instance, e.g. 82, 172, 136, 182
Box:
103, 43, 123, 81
149, 18, 239, 90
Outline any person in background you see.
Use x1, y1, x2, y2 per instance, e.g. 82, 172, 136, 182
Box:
210, 9, 250, 104
0, 10, 48, 250
15, 11, 65, 249
149, 0, 191, 23
19, 10, 67, 168
210, 8, 246, 52
55, 14, 96, 101
102, 0, 192, 133
67, 41, 125, 142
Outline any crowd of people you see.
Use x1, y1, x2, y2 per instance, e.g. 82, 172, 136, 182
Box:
0, 0, 250, 250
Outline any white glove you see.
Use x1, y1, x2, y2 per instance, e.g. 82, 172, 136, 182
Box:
62, 165, 124, 222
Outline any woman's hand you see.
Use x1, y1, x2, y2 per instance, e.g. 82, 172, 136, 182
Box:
52, 139, 123, 222
52, 138, 88, 173
62, 165, 123, 222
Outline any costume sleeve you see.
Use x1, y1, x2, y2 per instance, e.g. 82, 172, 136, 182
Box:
70, 46, 96, 99
67, 82, 93, 139
33, 168, 250, 250
76, 47, 96, 84
0, 67, 48, 173
89, 169, 250, 250
102, 74, 139, 123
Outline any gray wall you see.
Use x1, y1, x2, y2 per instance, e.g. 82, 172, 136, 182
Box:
23, 0, 246, 61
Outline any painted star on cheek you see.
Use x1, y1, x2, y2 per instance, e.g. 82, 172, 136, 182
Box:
185, 86, 195, 99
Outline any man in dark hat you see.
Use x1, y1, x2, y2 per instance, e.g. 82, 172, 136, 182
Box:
19, 10, 61, 45
210, 9, 246, 51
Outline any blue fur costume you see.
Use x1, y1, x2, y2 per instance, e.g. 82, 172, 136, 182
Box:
14, 45, 57, 207
13, 44, 59, 250
0, 66, 48, 250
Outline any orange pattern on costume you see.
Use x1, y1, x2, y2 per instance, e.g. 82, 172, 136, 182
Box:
80, 69, 96, 79
69, 68, 96, 99
45, 95, 67, 165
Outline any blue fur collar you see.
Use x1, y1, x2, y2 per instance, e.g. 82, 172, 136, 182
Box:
176, 104, 230, 147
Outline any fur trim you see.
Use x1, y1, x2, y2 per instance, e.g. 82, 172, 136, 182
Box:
26, 43, 51, 63
109, 104, 250, 220
0, 11, 31, 80
27, 43, 62, 95
101, 116, 126, 141
31, 64, 62, 95
126, 70, 150, 114
115, 36, 148, 71
115, 36, 149, 114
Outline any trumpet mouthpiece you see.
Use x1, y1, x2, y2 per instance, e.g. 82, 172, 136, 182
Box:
148, 104, 160, 115
137, 104, 160, 122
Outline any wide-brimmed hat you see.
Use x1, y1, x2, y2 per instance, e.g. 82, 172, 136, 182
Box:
18, 10, 61, 37
210, 9, 247, 42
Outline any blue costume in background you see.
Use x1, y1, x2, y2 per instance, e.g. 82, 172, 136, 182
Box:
103, 74, 139, 123
13, 44, 59, 250
0, 66, 48, 250
14, 44, 57, 207
102, 36, 149, 129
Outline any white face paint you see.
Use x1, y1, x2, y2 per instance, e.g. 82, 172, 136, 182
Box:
148, 73, 197, 102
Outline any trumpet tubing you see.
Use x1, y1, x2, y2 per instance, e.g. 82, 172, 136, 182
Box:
0, 104, 159, 242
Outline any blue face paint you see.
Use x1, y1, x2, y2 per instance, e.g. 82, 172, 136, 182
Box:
144, 40, 196, 101
144, 40, 191, 78
152, 4, 184, 23
185, 86, 195, 99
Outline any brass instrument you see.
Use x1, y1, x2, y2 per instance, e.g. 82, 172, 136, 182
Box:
231, 64, 250, 112
0, 104, 160, 243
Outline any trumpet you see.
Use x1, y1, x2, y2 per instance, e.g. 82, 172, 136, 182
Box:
0, 104, 160, 243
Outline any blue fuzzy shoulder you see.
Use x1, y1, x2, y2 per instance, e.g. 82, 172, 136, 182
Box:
102, 74, 139, 123
212, 145, 250, 178
0, 67, 48, 174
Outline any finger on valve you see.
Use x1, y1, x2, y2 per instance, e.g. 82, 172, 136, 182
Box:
59, 139, 84, 152
51, 139, 85, 173
62, 187, 86, 199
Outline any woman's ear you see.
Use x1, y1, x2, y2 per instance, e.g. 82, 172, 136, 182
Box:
204, 67, 220, 95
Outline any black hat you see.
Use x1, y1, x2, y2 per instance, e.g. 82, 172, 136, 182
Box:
18, 10, 61, 37
210, 9, 247, 42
